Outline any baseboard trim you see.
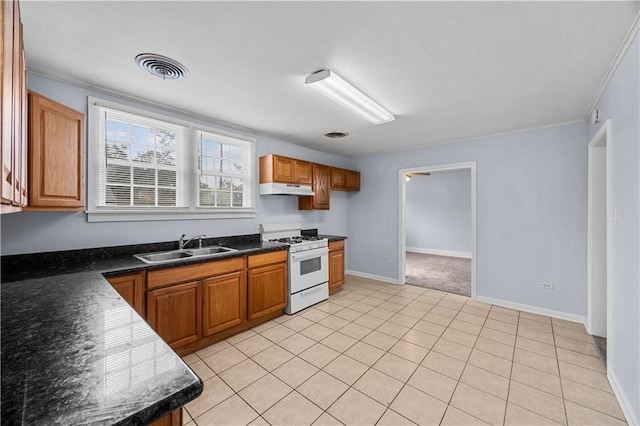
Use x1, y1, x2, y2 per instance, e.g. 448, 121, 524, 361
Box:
607, 368, 638, 425
345, 270, 401, 285
475, 295, 586, 324
406, 247, 472, 259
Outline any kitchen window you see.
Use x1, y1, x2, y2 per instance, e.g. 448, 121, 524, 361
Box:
87, 97, 256, 222
197, 130, 252, 209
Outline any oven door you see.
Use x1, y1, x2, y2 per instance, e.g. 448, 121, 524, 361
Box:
289, 246, 329, 294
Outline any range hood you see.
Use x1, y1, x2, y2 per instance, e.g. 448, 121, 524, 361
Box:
259, 182, 315, 196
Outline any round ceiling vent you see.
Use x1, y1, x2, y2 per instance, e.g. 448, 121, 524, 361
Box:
324, 131, 349, 139
135, 53, 190, 80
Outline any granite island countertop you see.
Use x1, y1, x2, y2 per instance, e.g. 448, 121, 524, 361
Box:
1, 234, 289, 425
1, 272, 202, 425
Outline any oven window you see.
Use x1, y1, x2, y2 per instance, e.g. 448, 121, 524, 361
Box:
300, 257, 322, 275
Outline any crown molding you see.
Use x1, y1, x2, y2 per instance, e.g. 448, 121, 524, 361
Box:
584, 10, 640, 120
27, 69, 257, 138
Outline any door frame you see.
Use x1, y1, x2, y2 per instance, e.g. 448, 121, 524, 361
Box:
587, 120, 613, 364
398, 161, 477, 299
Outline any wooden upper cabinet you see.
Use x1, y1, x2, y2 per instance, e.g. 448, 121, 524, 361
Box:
330, 167, 346, 190
106, 272, 145, 317
294, 159, 312, 184
330, 167, 360, 191
345, 170, 360, 191
28, 91, 85, 210
299, 163, 330, 210
1, 0, 15, 205
202, 270, 246, 336
1, 0, 28, 211
147, 281, 202, 350
260, 154, 312, 185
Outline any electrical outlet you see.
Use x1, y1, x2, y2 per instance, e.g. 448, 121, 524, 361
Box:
384, 257, 392, 264
541, 282, 554, 290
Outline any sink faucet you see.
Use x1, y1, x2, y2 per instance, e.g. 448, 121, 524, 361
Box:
179, 234, 206, 250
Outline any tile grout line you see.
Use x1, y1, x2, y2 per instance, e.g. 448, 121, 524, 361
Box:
502, 306, 520, 425
438, 297, 494, 425
184, 278, 620, 426
552, 317, 570, 426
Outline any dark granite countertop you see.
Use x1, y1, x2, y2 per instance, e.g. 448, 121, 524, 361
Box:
1, 272, 203, 425
301, 229, 347, 242
2, 234, 288, 282
0, 233, 288, 425
320, 234, 347, 242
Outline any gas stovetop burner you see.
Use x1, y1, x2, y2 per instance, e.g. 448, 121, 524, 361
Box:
270, 237, 303, 244
269, 235, 324, 245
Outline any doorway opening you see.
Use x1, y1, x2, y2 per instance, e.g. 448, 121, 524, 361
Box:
587, 120, 612, 366
399, 162, 477, 299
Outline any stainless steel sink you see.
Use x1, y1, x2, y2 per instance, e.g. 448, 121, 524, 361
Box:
135, 250, 194, 263
135, 246, 237, 264
186, 246, 237, 256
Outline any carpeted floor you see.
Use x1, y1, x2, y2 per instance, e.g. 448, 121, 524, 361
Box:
405, 252, 471, 296
593, 335, 607, 366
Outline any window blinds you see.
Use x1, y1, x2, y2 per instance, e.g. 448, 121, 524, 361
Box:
94, 105, 186, 208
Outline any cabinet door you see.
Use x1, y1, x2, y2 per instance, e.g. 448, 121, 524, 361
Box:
295, 160, 312, 184
106, 273, 145, 317
11, 8, 23, 205
329, 249, 345, 290
273, 155, 296, 183
150, 409, 182, 426
247, 262, 287, 321
330, 167, 346, 190
18, 28, 27, 206
202, 270, 246, 336
147, 281, 202, 350
28, 91, 85, 209
1, 1, 14, 204
299, 164, 330, 210
345, 170, 360, 191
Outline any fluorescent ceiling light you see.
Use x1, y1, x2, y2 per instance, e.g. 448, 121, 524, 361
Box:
305, 69, 395, 125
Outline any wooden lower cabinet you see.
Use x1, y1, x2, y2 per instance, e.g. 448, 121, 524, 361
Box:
138, 250, 288, 355
147, 281, 202, 350
329, 240, 345, 293
150, 409, 181, 426
203, 270, 246, 336
247, 261, 287, 321
106, 272, 145, 316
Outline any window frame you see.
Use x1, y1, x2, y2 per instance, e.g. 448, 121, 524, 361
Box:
87, 97, 257, 222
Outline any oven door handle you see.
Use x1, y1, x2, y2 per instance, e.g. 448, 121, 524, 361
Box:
290, 247, 328, 261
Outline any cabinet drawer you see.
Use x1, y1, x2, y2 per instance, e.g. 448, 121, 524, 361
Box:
329, 240, 344, 251
147, 256, 245, 289
247, 250, 288, 268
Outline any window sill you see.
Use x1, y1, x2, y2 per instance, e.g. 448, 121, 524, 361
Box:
87, 209, 257, 222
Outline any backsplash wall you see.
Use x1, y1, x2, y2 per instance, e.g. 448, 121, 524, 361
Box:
0, 74, 354, 255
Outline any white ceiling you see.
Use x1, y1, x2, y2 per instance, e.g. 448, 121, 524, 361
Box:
21, 1, 638, 156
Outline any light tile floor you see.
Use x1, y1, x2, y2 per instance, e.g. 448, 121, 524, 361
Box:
180, 275, 627, 426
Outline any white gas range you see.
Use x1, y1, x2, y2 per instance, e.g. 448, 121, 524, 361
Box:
260, 223, 329, 314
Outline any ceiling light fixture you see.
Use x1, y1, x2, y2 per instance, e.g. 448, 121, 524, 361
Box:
305, 69, 394, 125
